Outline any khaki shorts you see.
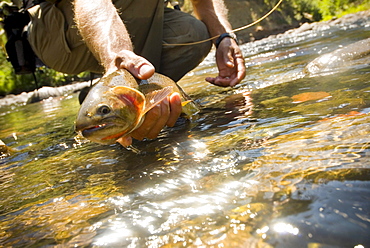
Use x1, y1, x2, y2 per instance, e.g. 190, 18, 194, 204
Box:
27, 0, 212, 81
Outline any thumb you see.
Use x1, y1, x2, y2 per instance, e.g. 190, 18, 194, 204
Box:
223, 51, 235, 68
114, 51, 155, 79
135, 63, 155, 79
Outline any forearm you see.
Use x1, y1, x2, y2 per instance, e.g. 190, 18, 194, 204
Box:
191, 0, 233, 42
73, 0, 132, 71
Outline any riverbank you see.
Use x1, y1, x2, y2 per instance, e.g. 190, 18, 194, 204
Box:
0, 81, 92, 108
0, 9, 369, 108
219, 0, 370, 42
273, 9, 370, 37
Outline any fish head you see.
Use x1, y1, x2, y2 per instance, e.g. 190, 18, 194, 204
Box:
75, 85, 146, 145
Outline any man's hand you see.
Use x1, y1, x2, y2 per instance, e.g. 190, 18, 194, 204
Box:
107, 50, 155, 80
206, 37, 246, 87
117, 92, 182, 147
107, 50, 182, 147
111, 51, 182, 147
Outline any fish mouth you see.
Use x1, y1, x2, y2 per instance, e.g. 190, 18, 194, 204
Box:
78, 123, 112, 137
77, 122, 129, 144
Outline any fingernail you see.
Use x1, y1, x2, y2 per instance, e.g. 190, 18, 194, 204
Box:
226, 61, 234, 67
138, 64, 153, 78
171, 92, 181, 104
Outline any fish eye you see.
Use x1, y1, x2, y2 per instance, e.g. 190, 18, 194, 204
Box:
97, 105, 111, 115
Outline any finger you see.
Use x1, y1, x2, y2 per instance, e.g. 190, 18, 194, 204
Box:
130, 100, 165, 140
166, 93, 182, 127
114, 51, 155, 80
136, 64, 155, 79
130, 112, 155, 141
224, 51, 235, 68
146, 98, 170, 139
230, 57, 246, 87
122, 60, 154, 80
218, 38, 236, 68
116, 135, 132, 147
205, 76, 233, 87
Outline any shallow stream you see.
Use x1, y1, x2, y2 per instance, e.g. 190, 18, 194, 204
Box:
1, 12, 370, 247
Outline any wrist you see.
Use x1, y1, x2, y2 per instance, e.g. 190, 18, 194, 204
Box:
215, 32, 237, 48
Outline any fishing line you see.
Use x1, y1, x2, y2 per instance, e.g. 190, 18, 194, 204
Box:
163, 0, 284, 46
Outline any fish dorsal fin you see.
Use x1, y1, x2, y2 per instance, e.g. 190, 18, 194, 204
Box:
103, 69, 139, 88
143, 86, 173, 114
111, 86, 146, 112
110, 75, 124, 86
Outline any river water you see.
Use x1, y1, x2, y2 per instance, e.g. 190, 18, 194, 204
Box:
1, 12, 370, 248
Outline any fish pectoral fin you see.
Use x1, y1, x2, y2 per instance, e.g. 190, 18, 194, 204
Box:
111, 86, 146, 111
143, 86, 173, 114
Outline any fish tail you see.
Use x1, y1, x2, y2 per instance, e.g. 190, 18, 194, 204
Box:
181, 100, 200, 118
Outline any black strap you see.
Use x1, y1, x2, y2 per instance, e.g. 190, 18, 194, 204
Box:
215, 33, 237, 48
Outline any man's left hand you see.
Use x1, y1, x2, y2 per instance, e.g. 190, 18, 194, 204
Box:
206, 37, 246, 87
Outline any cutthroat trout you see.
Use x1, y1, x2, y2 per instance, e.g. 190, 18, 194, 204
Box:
75, 69, 199, 145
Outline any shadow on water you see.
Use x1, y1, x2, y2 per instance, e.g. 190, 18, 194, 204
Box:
1, 12, 370, 247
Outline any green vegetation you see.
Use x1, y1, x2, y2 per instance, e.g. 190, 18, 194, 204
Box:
182, 0, 370, 21
282, 0, 370, 21
0, 0, 369, 96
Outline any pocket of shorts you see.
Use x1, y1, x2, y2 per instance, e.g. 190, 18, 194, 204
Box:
28, 2, 71, 56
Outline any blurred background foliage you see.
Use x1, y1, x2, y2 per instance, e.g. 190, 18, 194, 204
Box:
0, 26, 90, 96
0, 0, 369, 96
282, 0, 370, 21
